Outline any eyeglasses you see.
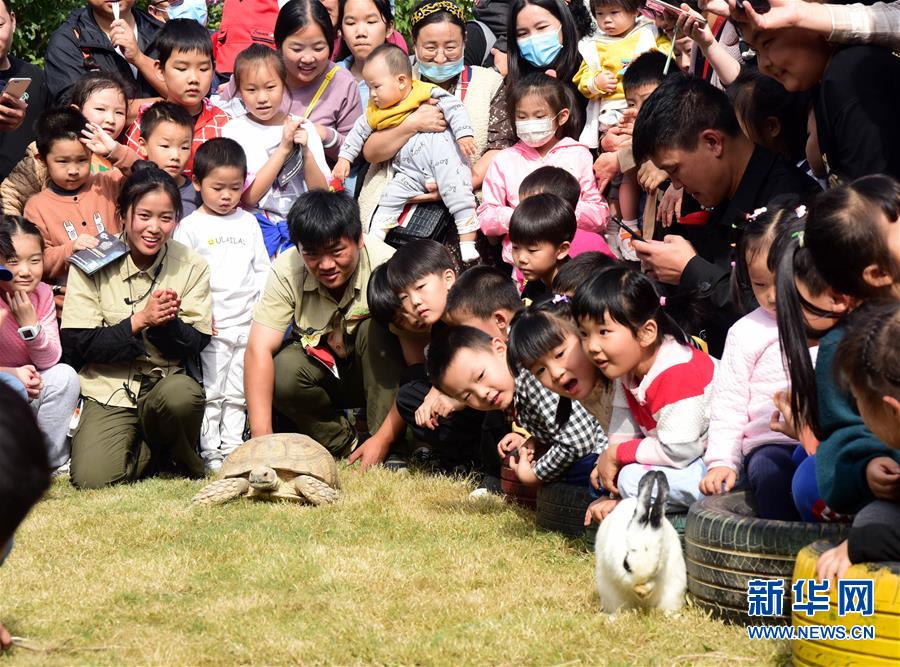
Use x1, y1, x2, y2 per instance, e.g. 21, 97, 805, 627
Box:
418, 44, 462, 59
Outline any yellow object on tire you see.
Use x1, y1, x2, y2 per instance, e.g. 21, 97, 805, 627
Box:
792, 540, 900, 666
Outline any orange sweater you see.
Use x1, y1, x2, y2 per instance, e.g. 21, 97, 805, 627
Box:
24, 171, 126, 282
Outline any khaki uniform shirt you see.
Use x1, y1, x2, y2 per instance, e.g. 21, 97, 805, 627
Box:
253, 236, 394, 348
61, 240, 213, 407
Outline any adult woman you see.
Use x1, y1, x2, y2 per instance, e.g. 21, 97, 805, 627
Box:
506, 0, 589, 135
61, 165, 212, 489
358, 0, 510, 228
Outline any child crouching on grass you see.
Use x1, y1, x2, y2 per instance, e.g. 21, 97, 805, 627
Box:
575, 265, 714, 523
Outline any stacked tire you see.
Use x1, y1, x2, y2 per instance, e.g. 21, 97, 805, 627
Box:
500, 454, 538, 509
792, 541, 900, 666
536, 482, 595, 538
685, 492, 851, 625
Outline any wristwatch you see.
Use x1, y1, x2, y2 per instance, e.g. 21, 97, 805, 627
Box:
17, 324, 41, 341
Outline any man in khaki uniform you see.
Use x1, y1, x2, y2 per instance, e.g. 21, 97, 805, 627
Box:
245, 191, 404, 456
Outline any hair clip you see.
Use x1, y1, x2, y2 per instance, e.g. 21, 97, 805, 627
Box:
746, 206, 768, 222
792, 230, 805, 248
552, 294, 569, 304
795, 204, 808, 218
659, 296, 667, 307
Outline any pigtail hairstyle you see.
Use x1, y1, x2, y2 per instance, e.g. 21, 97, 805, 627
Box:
571, 264, 689, 347
805, 174, 900, 299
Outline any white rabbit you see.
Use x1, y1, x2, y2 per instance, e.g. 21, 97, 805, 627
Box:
594, 470, 686, 614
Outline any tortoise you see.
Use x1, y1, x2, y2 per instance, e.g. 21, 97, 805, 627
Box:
192, 434, 340, 505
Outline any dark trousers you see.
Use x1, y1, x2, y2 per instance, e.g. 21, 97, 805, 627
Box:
71, 373, 205, 489
745, 443, 806, 521
273, 318, 403, 457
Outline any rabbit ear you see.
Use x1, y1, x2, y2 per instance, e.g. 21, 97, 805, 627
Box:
648, 471, 669, 529
632, 471, 656, 526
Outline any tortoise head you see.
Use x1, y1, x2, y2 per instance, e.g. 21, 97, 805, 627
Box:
248, 466, 279, 491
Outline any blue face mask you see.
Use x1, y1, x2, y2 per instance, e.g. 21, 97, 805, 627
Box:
517, 28, 563, 68
167, 0, 208, 26
418, 57, 465, 84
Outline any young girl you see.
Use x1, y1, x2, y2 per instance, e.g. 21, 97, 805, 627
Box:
700, 205, 812, 521
1, 72, 130, 216
0, 217, 81, 473
223, 44, 330, 257
774, 175, 900, 522
478, 72, 611, 269
572, 265, 714, 521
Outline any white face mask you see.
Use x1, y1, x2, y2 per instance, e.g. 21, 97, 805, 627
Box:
515, 115, 558, 148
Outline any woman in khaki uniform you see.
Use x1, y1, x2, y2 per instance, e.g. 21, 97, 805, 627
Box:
61, 164, 213, 489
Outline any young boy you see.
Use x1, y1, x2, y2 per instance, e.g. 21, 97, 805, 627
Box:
23, 108, 135, 286
173, 137, 270, 472
123, 18, 229, 178
442, 267, 607, 488
331, 43, 480, 262
509, 193, 576, 301
137, 101, 197, 217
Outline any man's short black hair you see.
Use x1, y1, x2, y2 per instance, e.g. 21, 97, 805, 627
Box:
367, 43, 412, 78
140, 100, 195, 139
156, 18, 215, 68
36, 107, 87, 157
288, 190, 363, 250
367, 263, 401, 327
192, 137, 247, 183
426, 325, 495, 390
623, 50, 671, 95
509, 193, 576, 247
632, 72, 741, 165
519, 166, 579, 210
445, 265, 523, 320
552, 251, 618, 295
386, 239, 455, 293
0, 382, 50, 546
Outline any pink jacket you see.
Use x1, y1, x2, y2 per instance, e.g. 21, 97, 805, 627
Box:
478, 138, 611, 264
0, 283, 62, 371
704, 308, 818, 471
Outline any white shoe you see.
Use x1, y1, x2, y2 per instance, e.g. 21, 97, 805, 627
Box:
52, 459, 71, 478
204, 459, 223, 475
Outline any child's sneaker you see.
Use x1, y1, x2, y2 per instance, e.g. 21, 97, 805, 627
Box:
616, 219, 641, 262
52, 459, 71, 478
383, 453, 409, 473
469, 474, 502, 498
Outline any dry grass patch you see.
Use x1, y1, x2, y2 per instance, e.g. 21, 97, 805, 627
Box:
1, 468, 789, 665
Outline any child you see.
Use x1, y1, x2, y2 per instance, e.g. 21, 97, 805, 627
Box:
223, 45, 329, 257
331, 44, 479, 261
573, 265, 713, 521
816, 300, 900, 578
0, 218, 81, 472
574, 0, 658, 146
519, 166, 615, 259
137, 101, 198, 218
173, 138, 270, 472
509, 193, 576, 301
700, 205, 813, 521
774, 175, 900, 521
479, 72, 610, 268
23, 108, 134, 287
1, 72, 131, 216
123, 18, 229, 179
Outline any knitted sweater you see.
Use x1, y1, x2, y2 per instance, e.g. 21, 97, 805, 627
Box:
611, 336, 716, 468
814, 325, 900, 513
0, 282, 62, 370
478, 138, 611, 265
704, 308, 818, 471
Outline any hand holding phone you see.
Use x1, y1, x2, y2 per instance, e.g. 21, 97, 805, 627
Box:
0, 78, 31, 101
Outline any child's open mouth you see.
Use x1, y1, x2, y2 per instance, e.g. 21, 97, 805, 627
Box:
563, 378, 578, 394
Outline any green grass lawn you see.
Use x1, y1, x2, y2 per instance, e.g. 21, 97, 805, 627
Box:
1, 469, 789, 665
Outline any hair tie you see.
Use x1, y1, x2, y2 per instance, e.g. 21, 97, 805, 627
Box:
792, 230, 805, 248
746, 206, 767, 222
659, 296, 667, 308
411, 1, 464, 26
795, 204, 808, 218
552, 294, 569, 304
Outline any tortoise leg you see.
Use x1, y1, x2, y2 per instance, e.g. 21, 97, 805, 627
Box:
294, 475, 340, 505
192, 478, 251, 505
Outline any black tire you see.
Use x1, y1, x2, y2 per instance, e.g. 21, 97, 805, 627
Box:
536, 483, 595, 538
583, 511, 687, 552
686, 491, 851, 626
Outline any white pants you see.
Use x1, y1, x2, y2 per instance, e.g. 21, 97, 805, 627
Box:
200, 324, 249, 462
617, 458, 707, 512
30, 363, 81, 468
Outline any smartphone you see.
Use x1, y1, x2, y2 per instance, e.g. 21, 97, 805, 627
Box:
645, 0, 707, 24
1, 78, 31, 100
736, 0, 771, 13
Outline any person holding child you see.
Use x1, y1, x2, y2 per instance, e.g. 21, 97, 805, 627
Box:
61, 164, 212, 489
174, 138, 270, 473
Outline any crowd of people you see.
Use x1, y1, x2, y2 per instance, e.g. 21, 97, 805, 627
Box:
0, 0, 899, 637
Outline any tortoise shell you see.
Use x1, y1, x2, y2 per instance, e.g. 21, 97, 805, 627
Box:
219, 433, 339, 489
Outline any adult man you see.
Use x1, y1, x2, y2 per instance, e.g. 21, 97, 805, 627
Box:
245, 190, 405, 458
631, 73, 819, 355
0, 0, 48, 181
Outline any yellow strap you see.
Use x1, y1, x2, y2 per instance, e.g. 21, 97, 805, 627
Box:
302, 66, 338, 121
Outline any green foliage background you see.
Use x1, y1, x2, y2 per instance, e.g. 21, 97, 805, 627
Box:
13, 0, 472, 66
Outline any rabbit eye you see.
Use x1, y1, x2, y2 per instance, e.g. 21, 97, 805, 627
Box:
623, 557, 631, 573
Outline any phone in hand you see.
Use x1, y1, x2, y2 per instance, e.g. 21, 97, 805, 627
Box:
1, 78, 31, 100
736, 0, 771, 13
644, 0, 707, 24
